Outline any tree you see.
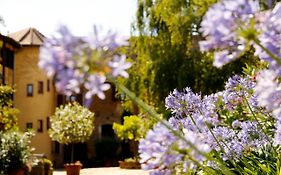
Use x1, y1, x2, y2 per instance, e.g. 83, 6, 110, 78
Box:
0, 85, 19, 131
123, 0, 258, 115
48, 102, 95, 163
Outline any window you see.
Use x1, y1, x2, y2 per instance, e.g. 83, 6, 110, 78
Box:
47, 79, 50, 92
37, 119, 43, 133
38, 81, 44, 94
26, 122, 33, 131
27, 84, 33, 97
46, 117, 50, 129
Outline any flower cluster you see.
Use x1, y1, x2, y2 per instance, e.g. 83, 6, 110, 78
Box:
139, 74, 271, 174
200, 0, 281, 147
39, 25, 131, 100
254, 3, 281, 75
48, 102, 95, 145
37, 0, 281, 174
199, 0, 259, 67
0, 130, 36, 174
139, 123, 210, 174
200, 0, 281, 72
165, 87, 219, 130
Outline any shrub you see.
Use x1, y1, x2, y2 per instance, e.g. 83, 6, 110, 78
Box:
0, 130, 36, 175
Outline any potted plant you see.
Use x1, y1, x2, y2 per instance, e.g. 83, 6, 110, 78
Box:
48, 102, 94, 175
113, 115, 152, 169
0, 130, 36, 175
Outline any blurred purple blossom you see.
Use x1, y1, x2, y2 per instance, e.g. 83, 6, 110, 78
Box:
39, 24, 131, 100
139, 123, 180, 174
254, 70, 281, 114
179, 129, 211, 170
84, 74, 110, 100
39, 25, 84, 95
139, 122, 211, 174
199, 0, 259, 67
84, 25, 128, 51
254, 3, 281, 75
108, 55, 132, 78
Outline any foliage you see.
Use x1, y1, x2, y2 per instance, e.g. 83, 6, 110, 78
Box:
0, 85, 19, 131
36, 1, 281, 174
139, 73, 280, 174
0, 130, 36, 175
123, 0, 258, 115
113, 115, 152, 141
48, 102, 95, 145
137, 0, 281, 174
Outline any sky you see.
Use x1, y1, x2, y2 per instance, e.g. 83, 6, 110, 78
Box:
0, 0, 137, 37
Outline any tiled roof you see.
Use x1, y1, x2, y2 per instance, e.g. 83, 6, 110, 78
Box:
0, 34, 21, 49
8, 27, 45, 46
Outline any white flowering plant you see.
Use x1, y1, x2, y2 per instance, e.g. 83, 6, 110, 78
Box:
0, 130, 36, 175
38, 1, 281, 173
48, 102, 94, 162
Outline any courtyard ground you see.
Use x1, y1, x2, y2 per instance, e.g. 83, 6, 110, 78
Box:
54, 167, 149, 175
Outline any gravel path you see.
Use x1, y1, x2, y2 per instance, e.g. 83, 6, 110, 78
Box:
54, 167, 149, 175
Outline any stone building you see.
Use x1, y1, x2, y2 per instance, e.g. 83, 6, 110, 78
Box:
9, 28, 124, 167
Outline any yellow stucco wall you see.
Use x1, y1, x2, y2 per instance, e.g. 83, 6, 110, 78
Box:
12, 44, 123, 166
14, 46, 56, 160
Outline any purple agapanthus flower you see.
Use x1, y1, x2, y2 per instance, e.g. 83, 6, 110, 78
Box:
238, 121, 268, 149
84, 74, 110, 100
139, 123, 180, 174
199, 0, 259, 67
83, 25, 128, 51
39, 24, 85, 95
254, 70, 281, 114
179, 129, 211, 171
254, 3, 281, 75
139, 122, 211, 174
108, 55, 132, 78
222, 75, 256, 111
165, 87, 202, 116
274, 118, 281, 145
39, 24, 131, 101
166, 87, 219, 130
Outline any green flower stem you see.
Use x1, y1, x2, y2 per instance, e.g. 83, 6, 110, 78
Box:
253, 38, 281, 66
113, 79, 235, 175
206, 124, 245, 173
188, 114, 202, 132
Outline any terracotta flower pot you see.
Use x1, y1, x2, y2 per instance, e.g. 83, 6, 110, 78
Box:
118, 160, 141, 169
64, 162, 82, 175
8, 168, 25, 175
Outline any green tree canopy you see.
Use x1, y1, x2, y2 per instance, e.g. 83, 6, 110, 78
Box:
122, 0, 258, 115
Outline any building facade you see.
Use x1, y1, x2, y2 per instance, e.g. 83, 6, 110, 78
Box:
0, 34, 20, 87
9, 28, 124, 167
9, 28, 56, 159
